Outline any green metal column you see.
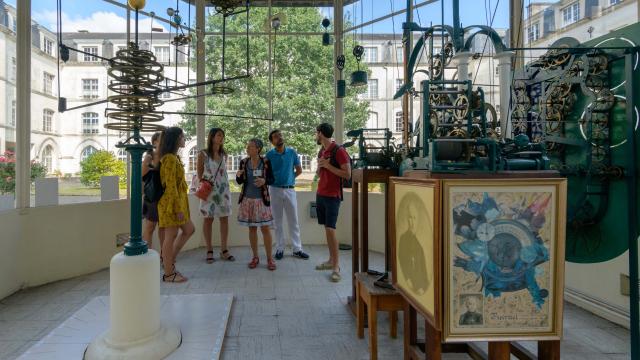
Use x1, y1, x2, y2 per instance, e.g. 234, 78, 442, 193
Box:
122, 138, 149, 256
625, 51, 639, 360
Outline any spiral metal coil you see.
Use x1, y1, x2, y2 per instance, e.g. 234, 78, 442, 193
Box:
105, 43, 166, 136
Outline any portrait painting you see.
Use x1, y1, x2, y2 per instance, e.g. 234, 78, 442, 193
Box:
390, 178, 440, 327
443, 178, 566, 341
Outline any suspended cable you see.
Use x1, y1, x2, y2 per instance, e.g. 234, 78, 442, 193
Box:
472, 0, 500, 84
56, 0, 62, 104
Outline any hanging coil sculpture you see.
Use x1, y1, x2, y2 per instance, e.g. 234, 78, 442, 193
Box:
211, 0, 244, 15
104, 43, 166, 138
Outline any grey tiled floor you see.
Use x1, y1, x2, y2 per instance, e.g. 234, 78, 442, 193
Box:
0, 245, 631, 359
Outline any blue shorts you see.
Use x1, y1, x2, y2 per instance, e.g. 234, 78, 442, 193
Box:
316, 194, 341, 229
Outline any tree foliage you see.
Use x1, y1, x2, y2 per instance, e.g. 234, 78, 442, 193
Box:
180, 7, 369, 155
79, 151, 127, 188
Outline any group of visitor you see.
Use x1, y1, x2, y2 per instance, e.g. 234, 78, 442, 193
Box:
140, 123, 351, 284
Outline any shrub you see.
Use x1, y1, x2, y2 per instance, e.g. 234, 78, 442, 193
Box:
79, 150, 127, 188
0, 151, 48, 194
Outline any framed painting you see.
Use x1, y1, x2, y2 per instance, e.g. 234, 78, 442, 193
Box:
442, 178, 566, 342
390, 177, 441, 329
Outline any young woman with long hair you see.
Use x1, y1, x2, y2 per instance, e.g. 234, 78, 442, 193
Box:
142, 131, 165, 252
157, 127, 195, 283
197, 127, 234, 263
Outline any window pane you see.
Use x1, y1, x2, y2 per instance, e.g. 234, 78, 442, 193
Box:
83, 46, 98, 62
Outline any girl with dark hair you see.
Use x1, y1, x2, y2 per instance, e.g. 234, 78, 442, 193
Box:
158, 127, 195, 283
142, 131, 165, 251
236, 138, 276, 271
196, 127, 233, 264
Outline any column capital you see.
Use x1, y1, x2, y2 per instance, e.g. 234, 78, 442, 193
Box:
494, 51, 515, 64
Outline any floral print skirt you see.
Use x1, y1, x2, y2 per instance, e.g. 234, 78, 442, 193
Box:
237, 198, 273, 227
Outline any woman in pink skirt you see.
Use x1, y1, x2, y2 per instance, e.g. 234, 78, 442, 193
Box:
236, 138, 277, 271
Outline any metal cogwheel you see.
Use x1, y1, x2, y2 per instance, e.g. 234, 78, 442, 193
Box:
448, 127, 467, 138
585, 75, 605, 93
588, 54, 609, 75
544, 107, 562, 133
430, 57, 443, 78
513, 119, 528, 133
442, 42, 454, 66
593, 89, 616, 111
512, 106, 528, 119
453, 95, 469, 120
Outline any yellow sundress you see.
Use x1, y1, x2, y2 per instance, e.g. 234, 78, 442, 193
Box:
158, 153, 190, 227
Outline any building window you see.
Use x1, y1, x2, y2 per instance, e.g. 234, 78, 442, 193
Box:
82, 79, 99, 99
610, 0, 622, 5
188, 147, 197, 172
396, 46, 403, 63
117, 149, 128, 163
363, 79, 378, 99
154, 46, 170, 63
160, 91, 171, 99
83, 46, 99, 62
562, 2, 580, 27
10, 101, 16, 127
300, 155, 312, 171
43, 38, 54, 55
81, 146, 98, 161
82, 112, 100, 134
42, 145, 53, 174
42, 109, 54, 132
527, 23, 540, 43
10, 57, 16, 82
226, 155, 241, 172
43, 72, 54, 95
395, 111, 403, 132
367, 112, 379, 128
363, 47, 378, 63
395, 79, 404, 92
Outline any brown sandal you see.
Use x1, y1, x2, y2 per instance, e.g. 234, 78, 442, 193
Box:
162, 272, 188, 283
206, 250, 215, 264
220, 249, 235, 261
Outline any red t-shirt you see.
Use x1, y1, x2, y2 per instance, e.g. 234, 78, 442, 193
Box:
317, 142, 350, 198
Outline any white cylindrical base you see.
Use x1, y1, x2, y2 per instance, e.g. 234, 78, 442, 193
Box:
85, 250, 181, 360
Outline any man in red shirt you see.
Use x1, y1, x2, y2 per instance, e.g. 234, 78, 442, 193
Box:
314, 123, 351, 282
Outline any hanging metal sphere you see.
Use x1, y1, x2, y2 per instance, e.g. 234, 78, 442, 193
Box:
166, 7, 175, 17
127, 0, 146, 10
322, 18, 331, 29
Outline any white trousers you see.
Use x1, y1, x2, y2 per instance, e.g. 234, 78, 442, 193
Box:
269, 186, 302, 252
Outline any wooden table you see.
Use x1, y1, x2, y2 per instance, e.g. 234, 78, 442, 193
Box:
355, 272, 405, 360
349, 168, 396, 311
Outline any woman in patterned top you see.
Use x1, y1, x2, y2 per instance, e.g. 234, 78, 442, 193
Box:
197, 128, 234, 264
158, 127, 195, 283
236, 138, 276, 271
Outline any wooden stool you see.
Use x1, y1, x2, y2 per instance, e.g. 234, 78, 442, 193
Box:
355, 272, 405, 360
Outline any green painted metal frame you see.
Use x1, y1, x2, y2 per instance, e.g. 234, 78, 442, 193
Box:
624, 51, 639, 360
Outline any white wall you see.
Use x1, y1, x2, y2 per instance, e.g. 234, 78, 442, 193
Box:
565, 251, 631, 327
0, 189, 633, 329
0, 191, 388, 301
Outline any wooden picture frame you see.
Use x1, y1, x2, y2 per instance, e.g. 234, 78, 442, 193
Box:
390, 177, 442, 330
442, 178, 567, 342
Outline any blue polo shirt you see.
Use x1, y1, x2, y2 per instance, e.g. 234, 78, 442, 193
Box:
266, 146, 300, 187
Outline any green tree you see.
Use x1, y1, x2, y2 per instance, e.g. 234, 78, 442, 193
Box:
179, 7, 369, 156
80, 151, 127, 188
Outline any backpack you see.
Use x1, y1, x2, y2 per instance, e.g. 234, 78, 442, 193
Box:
143, 169, 164, 203
318, 144, 352, 201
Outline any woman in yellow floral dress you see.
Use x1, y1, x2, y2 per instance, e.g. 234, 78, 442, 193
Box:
158, 127, 195, 283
